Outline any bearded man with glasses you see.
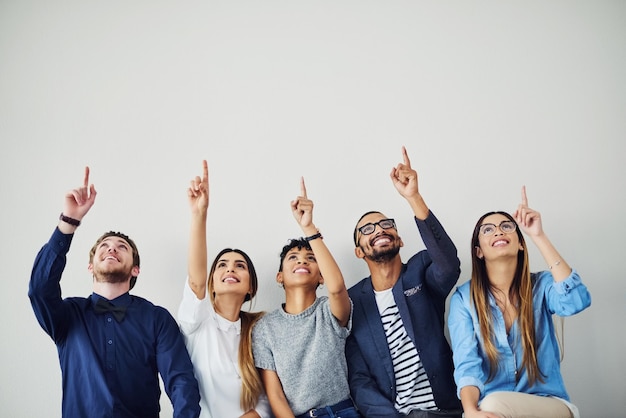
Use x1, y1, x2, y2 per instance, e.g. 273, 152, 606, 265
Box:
346, 146, 462, 418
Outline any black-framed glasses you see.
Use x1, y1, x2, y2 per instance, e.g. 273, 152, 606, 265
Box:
358, 218, 396, 236
478, 220, 517, 236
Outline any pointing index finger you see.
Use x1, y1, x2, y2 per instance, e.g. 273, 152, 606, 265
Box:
521, 185, 528, 206
83, 166, 90, 187
300, 176, 307, 198
401, 146, 411, 167
202, 159, 208, 183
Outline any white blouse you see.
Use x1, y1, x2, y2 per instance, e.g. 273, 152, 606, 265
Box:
178, 279, 271, 418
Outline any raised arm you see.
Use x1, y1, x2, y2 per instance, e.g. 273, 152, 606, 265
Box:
390, 146, 429, 220
513, 186, 571, 282
187, 160, 209, 299
291, 177, 351, 326
29, 166, 97, 342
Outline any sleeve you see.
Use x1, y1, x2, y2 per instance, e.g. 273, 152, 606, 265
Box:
322, 296, 352, 337
155, 308, 201, 418
177, 277, 213, 335
447, 287, 486, 399
345, 334, 401, 418
540, 269, 592, 316
414, 211, 461, 297
251, 318, 276, 371
254, 393, 272, 418
28, 228, 74, 343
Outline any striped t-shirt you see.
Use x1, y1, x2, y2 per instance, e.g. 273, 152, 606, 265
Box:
375, 288, 436, 414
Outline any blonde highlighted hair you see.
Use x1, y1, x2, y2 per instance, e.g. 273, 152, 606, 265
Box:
470, 211, 544, 385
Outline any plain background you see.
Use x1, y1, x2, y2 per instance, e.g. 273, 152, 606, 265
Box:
1, 1, 624, 417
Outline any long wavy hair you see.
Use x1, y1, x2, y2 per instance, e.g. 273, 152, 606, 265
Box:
207, 248, 265, 412
470, 211, 544, 385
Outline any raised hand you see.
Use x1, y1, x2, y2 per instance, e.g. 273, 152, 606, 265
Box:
188, 160, 209, 216
63, 166, 97, 221
390, 146, 419, 199
513, 186, 544, 238
290, 177, 314, 230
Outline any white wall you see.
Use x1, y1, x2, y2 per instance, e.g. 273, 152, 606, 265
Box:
1, 1, 624, 417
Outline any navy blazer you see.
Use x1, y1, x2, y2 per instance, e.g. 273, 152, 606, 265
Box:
346, 212, 462, 418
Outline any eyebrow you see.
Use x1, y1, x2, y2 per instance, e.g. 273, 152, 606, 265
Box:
287, 249, 314, 256
100, 238, 130, 246
218, 258, 247, 264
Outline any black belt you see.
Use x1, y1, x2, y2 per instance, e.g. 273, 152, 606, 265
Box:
295, 399, 355, 418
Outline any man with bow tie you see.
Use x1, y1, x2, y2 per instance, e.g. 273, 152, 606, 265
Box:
28, 166, 201, 418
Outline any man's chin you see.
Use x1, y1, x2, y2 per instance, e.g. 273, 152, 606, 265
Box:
366, 247, 400, 263
94, 270, 132, 284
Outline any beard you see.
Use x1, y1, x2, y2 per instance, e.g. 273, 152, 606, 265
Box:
93, 264, 133, 285
364, 245, 401, 263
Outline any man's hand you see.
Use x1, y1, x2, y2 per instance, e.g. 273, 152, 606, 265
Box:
390, 146, 419, 200
63, 166, 97, 221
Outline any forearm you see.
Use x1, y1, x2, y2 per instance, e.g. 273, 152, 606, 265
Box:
261, 370, 295, 418
459, 385, 481, 415
187, 212, 208, 298
29, 231, 70, 339
305, 226, 351, 325
405, 193, 429, 220
416, 212, 461, 290
530, 232, 571, 282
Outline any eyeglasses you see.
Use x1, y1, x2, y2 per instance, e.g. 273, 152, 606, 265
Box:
358, 218, 396, 236
478, 220, 517, 236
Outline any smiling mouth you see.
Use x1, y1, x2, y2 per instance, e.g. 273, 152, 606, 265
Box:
222, 276, 240, 283
492, 239, 509, 247
371, 235, 392, 246
293, 267, 310, 274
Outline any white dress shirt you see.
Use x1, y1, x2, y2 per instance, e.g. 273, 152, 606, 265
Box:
178, 279, 271, 418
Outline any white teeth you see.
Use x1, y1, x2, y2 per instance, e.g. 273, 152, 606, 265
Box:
373, 237, 391, 246
492, 240, 508, 247
294, 268, 309, 273
223, 277, 239, 283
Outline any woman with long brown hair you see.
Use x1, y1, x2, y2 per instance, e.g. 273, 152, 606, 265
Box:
178, 160, 270, 418
448, 186, 591, 418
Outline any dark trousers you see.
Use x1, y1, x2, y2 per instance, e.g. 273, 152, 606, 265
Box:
405, 409, 463, 418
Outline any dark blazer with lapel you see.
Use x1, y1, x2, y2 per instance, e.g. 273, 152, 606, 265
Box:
346, 211, 462, 418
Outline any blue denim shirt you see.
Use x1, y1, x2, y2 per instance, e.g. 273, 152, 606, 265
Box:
448, 270, 591, 401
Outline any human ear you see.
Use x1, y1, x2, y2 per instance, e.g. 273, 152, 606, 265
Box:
475, 246, 484, 259
354, 246, 365, 259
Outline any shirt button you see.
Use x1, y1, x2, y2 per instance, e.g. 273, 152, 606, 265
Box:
108, 340, 113, 345
107, 318, 112, 322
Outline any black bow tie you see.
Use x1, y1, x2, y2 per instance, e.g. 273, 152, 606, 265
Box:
93, 299, 127, 322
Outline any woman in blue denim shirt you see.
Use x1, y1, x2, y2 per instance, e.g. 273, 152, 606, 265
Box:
448, 186, 591, 418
